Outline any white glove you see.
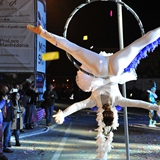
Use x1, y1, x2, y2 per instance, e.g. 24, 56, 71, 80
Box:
52, 109, 64, 124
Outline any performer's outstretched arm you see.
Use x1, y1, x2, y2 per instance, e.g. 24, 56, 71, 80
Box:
53, 97, 96, 124
118, 97, 160, 115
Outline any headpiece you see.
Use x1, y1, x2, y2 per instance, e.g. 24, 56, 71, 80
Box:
151, 82, 156, 91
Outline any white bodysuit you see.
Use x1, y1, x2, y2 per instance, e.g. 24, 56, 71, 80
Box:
27, 25, 160, 160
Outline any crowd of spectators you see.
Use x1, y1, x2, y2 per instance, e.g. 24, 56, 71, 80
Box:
0, 80, 55, 160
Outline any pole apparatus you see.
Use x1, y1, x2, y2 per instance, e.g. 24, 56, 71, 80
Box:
117, 1, 130, 159
63, 1, 144, 159
63, 0, 144, 79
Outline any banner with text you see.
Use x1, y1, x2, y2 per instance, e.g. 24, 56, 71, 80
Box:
36, 0, 46, 73
0, 23, 35, 72
0, 0, 35, 22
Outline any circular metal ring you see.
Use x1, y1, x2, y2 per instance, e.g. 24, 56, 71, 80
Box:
63, 0, 145, 78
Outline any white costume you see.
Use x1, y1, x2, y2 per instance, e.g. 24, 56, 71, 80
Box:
27, 25, 160, 160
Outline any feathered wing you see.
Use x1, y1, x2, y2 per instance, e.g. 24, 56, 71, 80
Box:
124, 37, 160, 73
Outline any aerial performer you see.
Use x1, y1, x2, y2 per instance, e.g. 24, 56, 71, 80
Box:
27, 24, 160, 160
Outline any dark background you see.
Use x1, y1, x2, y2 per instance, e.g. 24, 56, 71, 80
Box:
45, 0, 160, 77
44, 0, 160, 101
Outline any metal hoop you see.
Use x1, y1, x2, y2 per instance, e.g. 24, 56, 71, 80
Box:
63, 0, 145, 78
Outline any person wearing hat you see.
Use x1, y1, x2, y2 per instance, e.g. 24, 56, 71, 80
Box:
147, 82, 158, 127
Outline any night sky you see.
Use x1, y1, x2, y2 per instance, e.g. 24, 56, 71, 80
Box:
45, 0, 160, 77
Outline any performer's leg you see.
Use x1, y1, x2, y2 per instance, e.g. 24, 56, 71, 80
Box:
152, 110, 157, 125
149, 110, 153, 126
149, 110, 156, 127
109, 27, 160, 76
27, 25, 108, 77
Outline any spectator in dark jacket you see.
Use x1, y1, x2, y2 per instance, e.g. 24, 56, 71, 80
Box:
2, 98, 14, 153
25, 83, 38, 129
43, 84, 58, 126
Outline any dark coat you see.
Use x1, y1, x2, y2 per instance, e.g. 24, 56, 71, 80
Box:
26, 89, 38, 105
19, 89, 27, 107
43, 89, 58, 106
2, 100, 14, 122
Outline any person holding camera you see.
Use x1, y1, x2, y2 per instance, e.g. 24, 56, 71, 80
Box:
11, 92, 25, 146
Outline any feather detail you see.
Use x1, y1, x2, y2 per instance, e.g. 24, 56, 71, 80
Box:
124, 37, 160, 73
95, 105, 119, 160
111, 107, 119, 130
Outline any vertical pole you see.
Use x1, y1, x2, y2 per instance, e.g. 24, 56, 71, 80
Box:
117, 1, 130, 160
34, 0, 37, 88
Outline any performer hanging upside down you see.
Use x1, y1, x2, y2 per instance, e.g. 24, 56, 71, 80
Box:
27, 24, 160, 160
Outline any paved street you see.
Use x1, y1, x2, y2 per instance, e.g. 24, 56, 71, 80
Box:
4, 100, 160, 160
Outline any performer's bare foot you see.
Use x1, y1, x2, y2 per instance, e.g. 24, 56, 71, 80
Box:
26, 24, 42, 35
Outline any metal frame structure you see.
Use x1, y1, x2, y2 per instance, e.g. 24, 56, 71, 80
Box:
63, 1, 145, 159
63, 0, 145, 78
